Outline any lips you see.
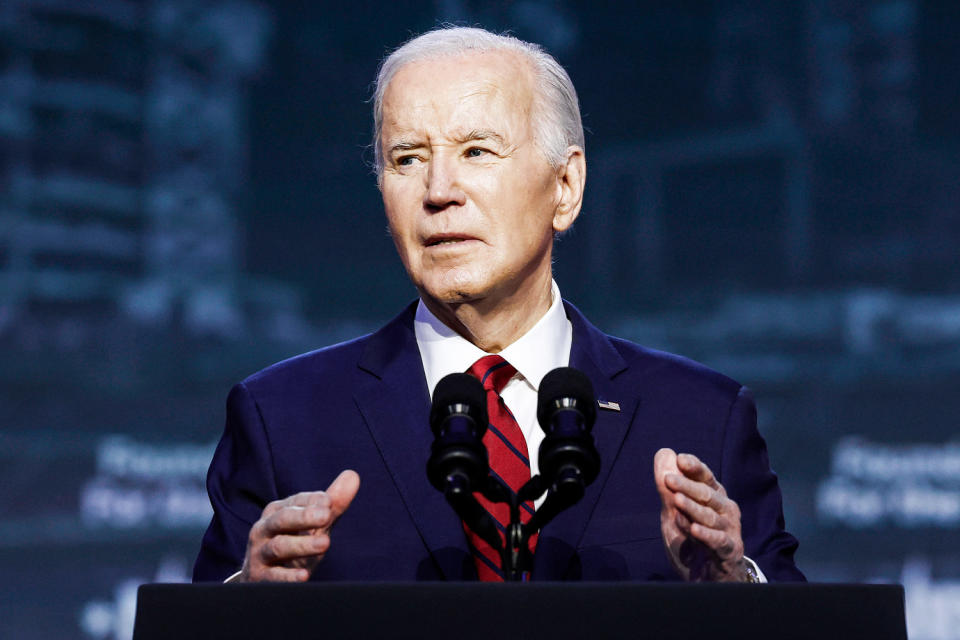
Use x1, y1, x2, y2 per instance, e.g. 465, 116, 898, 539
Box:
424, 233, 478, 247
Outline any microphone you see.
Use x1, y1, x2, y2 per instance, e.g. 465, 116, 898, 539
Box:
426, 373, 489, 497
426, 373, 505, 570
536, 367, 600, 502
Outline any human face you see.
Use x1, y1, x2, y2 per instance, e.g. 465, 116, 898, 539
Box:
379, 51, 577, 315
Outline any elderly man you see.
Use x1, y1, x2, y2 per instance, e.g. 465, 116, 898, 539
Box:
193, 26, 803, 584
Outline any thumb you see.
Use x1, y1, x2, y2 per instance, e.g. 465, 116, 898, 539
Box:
653, 448, 679, 502
325, 469, 361, 521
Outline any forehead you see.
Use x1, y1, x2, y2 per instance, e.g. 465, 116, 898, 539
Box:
381, 50, 536, 137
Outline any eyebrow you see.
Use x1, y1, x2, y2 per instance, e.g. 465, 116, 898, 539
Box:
388, 140, 424, 154
455, 129, 504, 145
388, 129, 505, 156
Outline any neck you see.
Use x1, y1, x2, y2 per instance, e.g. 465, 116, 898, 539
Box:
421, 273, 554, 353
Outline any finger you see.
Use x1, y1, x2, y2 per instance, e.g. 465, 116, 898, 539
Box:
325, 469, 361, 522
278, 491, 334, 510
677, 453, 722, 491
259, 504, 333, 536
665, 474, 726, 511
255, 566, 311, 583
688, 522, 740, 559
262, 491, 332, 519
674, 491, 729, 531
258, 533, 331, 565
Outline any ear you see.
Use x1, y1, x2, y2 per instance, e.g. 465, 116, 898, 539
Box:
552, 146, 586, 233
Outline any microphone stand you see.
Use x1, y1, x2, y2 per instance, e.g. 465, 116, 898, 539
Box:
448, 470, 588, 581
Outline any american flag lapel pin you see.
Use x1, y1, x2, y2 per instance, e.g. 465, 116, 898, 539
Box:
597, 399, 620, 412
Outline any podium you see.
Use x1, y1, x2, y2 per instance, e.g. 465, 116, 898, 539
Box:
133, 582, 906, 640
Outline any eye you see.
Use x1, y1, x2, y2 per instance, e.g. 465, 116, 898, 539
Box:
465, 147, 489, 158
397, 155, 418, 166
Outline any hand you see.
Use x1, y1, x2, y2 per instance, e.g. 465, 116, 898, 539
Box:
239, 469, 360, 582
654, 448, 748, 582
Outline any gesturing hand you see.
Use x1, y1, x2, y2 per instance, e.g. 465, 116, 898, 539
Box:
239, 469, 361, 582
654, 448, 748, 582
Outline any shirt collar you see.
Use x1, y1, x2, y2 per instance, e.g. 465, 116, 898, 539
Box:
415, 280, 572, 398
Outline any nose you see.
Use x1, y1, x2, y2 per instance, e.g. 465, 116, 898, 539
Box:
423, 153, 466, 211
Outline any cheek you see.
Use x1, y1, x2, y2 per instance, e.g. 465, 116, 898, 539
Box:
383, 192, 416, 237
382, 178, 418, 213
501, 163, 557, 213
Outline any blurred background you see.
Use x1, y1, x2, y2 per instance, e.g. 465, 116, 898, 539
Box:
1, 0, 958, 638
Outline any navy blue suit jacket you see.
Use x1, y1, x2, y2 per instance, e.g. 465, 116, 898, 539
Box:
193, 301, 803, 582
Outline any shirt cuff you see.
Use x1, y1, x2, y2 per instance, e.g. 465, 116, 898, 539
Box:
224, 570, 242, 583
743, 556, 768, 583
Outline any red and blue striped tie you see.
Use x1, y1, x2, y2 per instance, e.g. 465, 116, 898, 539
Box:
465, 354, 538, 581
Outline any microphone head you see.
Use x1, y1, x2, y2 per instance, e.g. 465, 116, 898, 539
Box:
537, 367, 596, 430
430, 373, 488, 436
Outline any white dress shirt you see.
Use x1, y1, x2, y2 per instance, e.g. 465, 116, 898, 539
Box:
415, 279, 572, 491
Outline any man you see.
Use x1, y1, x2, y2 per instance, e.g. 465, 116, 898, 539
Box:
193, 26, 803, 583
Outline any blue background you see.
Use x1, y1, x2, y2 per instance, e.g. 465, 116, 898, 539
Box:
1, 1, 959, 638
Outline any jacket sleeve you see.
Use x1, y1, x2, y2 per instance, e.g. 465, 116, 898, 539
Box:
192, 382, 280, 582
720, 386, 806, 582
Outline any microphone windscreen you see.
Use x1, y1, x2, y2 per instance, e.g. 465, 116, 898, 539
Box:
537, 367, 596, 429
430, 373, 488, 435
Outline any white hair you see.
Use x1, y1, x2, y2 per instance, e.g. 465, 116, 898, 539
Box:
371, 26, 584, 178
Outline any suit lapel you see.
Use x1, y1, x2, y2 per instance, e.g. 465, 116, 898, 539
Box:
534, 302, 639, 579
353, 303, 472, 579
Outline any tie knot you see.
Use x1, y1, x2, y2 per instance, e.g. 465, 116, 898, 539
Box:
468, 354, 517, 394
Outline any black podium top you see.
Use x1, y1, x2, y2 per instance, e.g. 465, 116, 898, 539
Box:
134, 582, 905, 640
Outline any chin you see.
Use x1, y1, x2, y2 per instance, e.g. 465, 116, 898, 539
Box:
420, 273, 488, 304
428, 287, 480, 304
